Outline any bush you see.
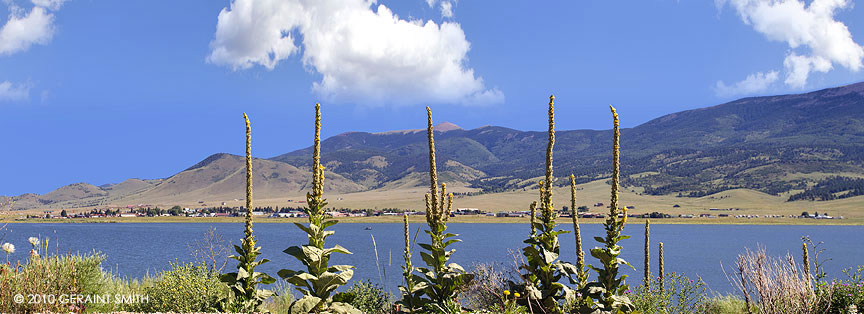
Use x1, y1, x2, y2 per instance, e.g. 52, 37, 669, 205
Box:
819, 266, 864, 314
132, 261, 227, 313
261, 281, 295, 314
462, 263, 510, 311
0, 248, 107, 313
732, 246, 825, 314
332, 280, 393, 314
704, 295, 751, 314
630, 272, 709, 314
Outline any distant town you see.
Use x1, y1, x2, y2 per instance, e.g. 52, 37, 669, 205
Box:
10, 201, 844, 221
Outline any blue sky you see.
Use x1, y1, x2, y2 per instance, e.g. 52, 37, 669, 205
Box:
1, 0, 864, 195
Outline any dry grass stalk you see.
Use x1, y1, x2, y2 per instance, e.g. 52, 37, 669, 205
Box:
802, 242, 811, 290
188, 226, 230, 273
644, 219, 650, 287
659, 242, 665, 294
732, 246, 827, 314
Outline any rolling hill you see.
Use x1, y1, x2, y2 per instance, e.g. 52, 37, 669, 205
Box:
5, 81, 864, 211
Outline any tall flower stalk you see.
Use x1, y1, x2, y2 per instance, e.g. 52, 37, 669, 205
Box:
278, 103, 359, 314
219, 113, 275, 313
416, 106, 473, 313
571, 174, 587, 288
517, 95, 579, 313
578, 106, 635, 313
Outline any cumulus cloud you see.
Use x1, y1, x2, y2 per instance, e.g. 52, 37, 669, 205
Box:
715, 71, 779, 96
207, 0, 501, 106
0, 0, 67, 56
0, 81, 30, 102
717, 0, 864, 94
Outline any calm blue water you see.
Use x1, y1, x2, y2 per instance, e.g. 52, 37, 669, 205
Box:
1, 223, 862, 295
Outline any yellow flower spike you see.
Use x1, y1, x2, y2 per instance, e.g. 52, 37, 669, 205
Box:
514, 292, 521, 298
503, 290, 510, 296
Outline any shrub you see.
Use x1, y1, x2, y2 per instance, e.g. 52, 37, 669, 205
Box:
334, 280, 393, 314
705, 295, 752, 314
261, 281, 296, 314
819, 266, 864, 314
0, 238, 108, 313
630, 272, 708, 314
133, 261, 227, 313
732, 246, 825, 314
462, 262, 518, 311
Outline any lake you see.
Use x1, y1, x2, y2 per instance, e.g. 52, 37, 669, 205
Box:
1, 222, 862, 295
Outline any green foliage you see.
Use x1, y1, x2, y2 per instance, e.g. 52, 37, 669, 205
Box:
461, 262, 514, 312
817, 266, 864, 314
630, 272, 708, 314
788, 176, 864, 201
0, 251, 108, 313
135, 261, 227, 313
513, 95, 579, 314
220, 237, 276, 312
413, 107, 475, 312
704, 295, 752, 314
398, 215, 428, 313
335, 280, 393, 314
416, 210, 475, 310
574, 106, 635, 314
261, 281, 296, 314
278, 103, 359, 314
473, 291, 530, 314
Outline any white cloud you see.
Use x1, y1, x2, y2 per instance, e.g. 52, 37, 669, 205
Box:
0, 4, 55, 56
715, 71, 779, 96
426, 0, 456, 18
0, 81, 30, 102
440, 1, 453, 18
208, 0, 499, 106
31, 0, 69, 11
718, 0, 864, 90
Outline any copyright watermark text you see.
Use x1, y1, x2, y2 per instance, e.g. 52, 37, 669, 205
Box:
13, 293, 148, 304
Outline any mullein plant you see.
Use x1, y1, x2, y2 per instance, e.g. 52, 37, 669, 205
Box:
219, 113, 276, 313
278, 104, 360, 314
397, 214, 427, 313
576, 106, 635, 314
570, 174, 588, 288
516, 95, 580, 313
416, 107, 474, 313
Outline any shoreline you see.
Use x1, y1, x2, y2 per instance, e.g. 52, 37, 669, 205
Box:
2, 216, 861, 225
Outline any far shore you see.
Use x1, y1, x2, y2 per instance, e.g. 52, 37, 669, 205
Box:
1, 215, 861, 225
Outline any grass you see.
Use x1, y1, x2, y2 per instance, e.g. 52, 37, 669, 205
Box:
7, 176, 864, 224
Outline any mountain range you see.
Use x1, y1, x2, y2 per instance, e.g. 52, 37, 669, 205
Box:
6, 82, 864, 210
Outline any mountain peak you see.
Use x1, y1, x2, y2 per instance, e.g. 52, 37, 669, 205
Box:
435, 122, 462, 132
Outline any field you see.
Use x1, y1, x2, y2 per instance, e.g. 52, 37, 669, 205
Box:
4, 178, 862, 224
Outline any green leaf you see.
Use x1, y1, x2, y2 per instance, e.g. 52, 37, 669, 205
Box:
283, 246, 307, 262
289, 296, 322, 314
324, 244, 353, 255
